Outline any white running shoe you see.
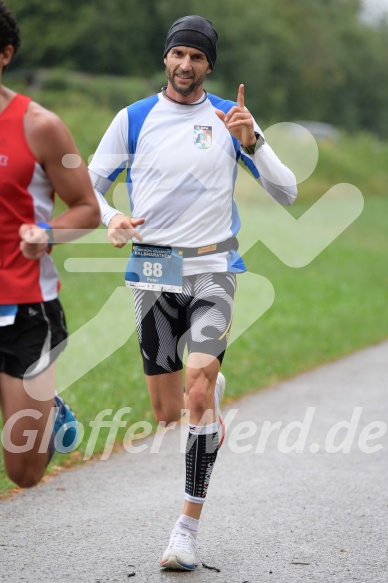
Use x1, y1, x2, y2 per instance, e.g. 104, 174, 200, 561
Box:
160, 528, 198, 571
215, 372, 226, 448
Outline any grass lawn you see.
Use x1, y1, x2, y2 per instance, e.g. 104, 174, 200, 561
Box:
1, 190, 386, 497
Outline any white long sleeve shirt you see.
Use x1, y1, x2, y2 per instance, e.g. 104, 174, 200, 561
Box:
89, 91, 297, 275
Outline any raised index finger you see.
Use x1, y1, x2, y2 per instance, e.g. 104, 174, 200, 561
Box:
237, 84, 245, 109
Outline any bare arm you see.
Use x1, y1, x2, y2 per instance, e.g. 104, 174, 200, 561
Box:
19, 103, 100, 258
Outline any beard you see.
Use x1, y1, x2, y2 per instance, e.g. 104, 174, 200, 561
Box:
165, 66, 207, 96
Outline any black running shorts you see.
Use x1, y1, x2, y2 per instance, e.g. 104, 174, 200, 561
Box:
132, 272, 236, 375
0, 299, 68, 379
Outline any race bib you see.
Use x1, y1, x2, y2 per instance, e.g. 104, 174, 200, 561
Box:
125, 245, 183, 293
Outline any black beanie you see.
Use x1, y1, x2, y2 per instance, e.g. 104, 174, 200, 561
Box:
163, 15, 218, 69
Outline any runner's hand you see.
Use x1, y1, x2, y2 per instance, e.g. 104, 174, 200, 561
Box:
19, 224, 51, 259
214, 84, 257, 146
108, 214, 145, 248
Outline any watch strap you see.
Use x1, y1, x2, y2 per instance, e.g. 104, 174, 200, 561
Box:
241, 131, 265, 155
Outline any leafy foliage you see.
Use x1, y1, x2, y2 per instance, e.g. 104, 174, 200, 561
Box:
5, 0, 388, 136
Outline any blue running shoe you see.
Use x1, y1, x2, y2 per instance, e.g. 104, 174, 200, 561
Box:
51, 394, 78, 455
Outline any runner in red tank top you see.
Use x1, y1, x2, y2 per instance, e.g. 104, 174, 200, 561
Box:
0, 1, 100, 489
0, 93, 60, 303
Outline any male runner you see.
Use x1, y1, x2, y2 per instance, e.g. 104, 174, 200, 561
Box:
0, 1, 100, 488
89, 15, 297, 570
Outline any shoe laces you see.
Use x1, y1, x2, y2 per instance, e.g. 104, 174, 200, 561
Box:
169, 529, 197, 554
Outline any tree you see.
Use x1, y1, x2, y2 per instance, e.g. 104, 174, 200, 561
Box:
7, 0, 388, 136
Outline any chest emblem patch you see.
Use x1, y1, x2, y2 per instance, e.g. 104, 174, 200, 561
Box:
193, 125, 212, 150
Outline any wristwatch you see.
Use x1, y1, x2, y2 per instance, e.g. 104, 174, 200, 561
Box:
241, 131, 265, 155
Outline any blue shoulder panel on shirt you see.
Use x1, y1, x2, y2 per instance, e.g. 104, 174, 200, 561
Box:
207, 93, 240, 155
126, 94, 159, 155
207, 93, 236, 114
208, 93, 260, 178
106, 97, 158, 183
208, 93, 260, 180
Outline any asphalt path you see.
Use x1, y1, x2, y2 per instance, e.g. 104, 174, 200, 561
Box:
0, 341, 387, 583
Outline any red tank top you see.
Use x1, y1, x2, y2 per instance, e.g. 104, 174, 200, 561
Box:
0, 93, 59, 303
